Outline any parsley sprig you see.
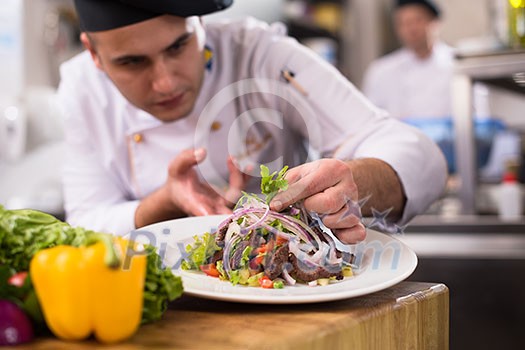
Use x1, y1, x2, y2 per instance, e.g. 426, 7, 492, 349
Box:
260, 165, 289, 203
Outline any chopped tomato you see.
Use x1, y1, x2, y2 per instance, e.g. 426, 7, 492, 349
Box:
254, 244, 267, 255
276, 236, 289, 246
258, 275, 274, 289
8, 271, 28, 288
199, 264, 220, 278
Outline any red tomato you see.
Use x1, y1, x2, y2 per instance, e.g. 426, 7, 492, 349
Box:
254, 244, 267, 255
199, 264, 220, 278
8, 272, 28, 288
258, 276, 274, 289
276, 236, 289, 246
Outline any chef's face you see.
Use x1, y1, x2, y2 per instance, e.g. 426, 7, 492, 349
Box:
394, 5, 438, 53
81, 15, 206, 122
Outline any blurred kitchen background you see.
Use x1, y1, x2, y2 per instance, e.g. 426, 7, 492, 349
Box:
1, 0, 525, 348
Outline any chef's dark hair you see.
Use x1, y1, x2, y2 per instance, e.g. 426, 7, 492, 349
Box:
395, 0, 441, 18
73, 0, 233, 32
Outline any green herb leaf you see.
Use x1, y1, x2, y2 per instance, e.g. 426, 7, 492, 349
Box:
260, 165, 289, 203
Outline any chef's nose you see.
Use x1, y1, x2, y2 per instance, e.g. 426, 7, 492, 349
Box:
151, 60, 177, 94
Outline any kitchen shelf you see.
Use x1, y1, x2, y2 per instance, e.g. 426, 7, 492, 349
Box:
283, 0, 347, 71
285, 17, 339, 41
452, 49, 525, 214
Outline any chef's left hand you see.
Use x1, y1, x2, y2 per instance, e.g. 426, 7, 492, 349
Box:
270, 159, 366, 244
223, 156, 252, 207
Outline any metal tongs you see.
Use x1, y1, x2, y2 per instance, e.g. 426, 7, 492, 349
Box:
309, 211, 356, 254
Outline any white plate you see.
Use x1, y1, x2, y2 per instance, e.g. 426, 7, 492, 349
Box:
131, 215, 418, 304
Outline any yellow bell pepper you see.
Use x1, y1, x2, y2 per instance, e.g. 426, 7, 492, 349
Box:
30, 235, 147, 343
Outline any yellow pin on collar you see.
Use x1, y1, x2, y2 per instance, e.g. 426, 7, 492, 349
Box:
205, 46, 213, 70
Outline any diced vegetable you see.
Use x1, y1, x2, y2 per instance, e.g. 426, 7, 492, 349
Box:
259, 276, 274, 289
317, 278, 330, 286
273, 279, 285, 289
276, 235, 289, 246
238, 269, 251, 285
199, 264, 220, 278
247, 272, 264, 287
342, 266, 353, 277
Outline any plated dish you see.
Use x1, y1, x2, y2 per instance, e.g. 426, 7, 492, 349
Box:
134, 214, 417, 304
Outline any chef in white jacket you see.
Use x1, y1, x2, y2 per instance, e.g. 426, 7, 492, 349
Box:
362, 0, 453, 119
59, 0, 447, 238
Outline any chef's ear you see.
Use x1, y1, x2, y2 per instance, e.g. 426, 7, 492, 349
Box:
80, 32, 104, 71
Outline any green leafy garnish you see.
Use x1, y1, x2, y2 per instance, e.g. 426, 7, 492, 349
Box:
180, 232, 221, 270
216, 260, 227, 280
229, 270, 241, 286
260, 165, 289, 203
240, 246, 253, 267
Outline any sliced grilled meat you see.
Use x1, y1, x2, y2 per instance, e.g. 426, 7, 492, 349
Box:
215, 220, 231, 247
264, 244, 289, 280
289, 254, 342, 282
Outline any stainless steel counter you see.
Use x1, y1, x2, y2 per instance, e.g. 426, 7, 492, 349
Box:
407, 214, 525, 233
401, 214, 525, 258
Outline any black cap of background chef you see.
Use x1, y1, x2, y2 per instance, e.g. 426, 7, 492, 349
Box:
395, 0, 441, 18
73, 0, 234, 32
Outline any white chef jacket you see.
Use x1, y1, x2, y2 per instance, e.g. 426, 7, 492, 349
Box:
58, 17, 447, 235
362, 42, 454, 119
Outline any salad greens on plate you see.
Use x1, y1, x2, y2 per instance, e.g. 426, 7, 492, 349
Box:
182, 165, 355, 289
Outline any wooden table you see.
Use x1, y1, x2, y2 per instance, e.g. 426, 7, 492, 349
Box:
12, 281, 448, 350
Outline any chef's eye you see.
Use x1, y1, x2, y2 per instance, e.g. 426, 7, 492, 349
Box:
167, 35, 191, 55
117, 57, 146, 66
167, 41, 185, 54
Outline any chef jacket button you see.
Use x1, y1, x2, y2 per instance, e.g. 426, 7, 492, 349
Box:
133, 133, 143, 143
211, 121, 222, 131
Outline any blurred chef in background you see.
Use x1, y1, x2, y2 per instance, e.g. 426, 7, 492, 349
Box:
362, 0, 452, 119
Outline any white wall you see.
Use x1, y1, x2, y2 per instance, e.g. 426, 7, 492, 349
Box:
205, 0, 284, 23
436, 0, 493, 46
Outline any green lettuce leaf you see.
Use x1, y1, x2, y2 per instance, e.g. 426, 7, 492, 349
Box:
181, 232, 221, 270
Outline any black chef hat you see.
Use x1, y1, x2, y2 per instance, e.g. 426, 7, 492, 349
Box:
395, 0, 441, 18
73, 0, 234, 32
